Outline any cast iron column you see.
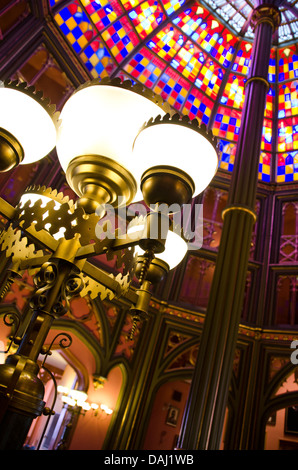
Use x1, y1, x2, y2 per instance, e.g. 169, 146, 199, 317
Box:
178, 1, 281, 450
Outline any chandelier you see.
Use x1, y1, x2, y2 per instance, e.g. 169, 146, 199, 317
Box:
0, 77, 218, 450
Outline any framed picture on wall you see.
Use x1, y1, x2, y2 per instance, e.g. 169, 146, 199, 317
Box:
267, 411, 276, 426
166, 406, 179, 427
285, 406, 298, 434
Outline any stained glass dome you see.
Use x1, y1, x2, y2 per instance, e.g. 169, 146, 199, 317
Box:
49, 0, 298, 184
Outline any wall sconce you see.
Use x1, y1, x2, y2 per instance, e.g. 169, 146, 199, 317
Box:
57, 386, 112, 417
0, 77, 218, 450
99, 404, 113, 416
91, 403, 113, 417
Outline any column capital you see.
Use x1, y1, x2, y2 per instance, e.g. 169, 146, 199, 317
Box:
251, 4, 281, 32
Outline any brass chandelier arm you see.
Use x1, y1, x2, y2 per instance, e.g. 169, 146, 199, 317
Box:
75, 231, 143, 260
22, 224, 59, 252
0, 195, 141, 310
0, 196, 58, 253
81, 261, 138, 306
19, 254, 52, 271
0, 197, 17, 220
14, 242, 138, 306
0, 200, 139, 311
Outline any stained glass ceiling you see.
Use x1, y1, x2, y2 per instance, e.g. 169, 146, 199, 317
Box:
49, 0, 298, 184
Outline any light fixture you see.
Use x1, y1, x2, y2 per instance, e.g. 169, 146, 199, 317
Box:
19, 185, 70, 208
100, 404, 113, 415
0, 80, 59, 172
127, 217, 188, 271
57, 386, 112, 416
68, 389, 88, 403
56, 77, 172, 214
57, 385, 69, 395
132, 113, 218, 208
0, 77, 218, 450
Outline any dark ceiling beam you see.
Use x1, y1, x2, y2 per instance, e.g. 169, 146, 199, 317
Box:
0, 14, 44, 79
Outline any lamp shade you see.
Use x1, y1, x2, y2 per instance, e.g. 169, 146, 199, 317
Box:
56, 78, 170, 175
132, 114, 218, 205
0, 80, 58, 169
69, 389, 88, 402
128, 220, 188, 270
56, 78, 171, 210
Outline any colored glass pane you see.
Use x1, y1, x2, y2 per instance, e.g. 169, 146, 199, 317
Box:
268, 51, 276, 83
101, 16, 139, 62
80, 38, 116, 77
81, 0, 123, 31
171, 41, 206, 82
213, 30, 237, 68
54, 2, 96, 53
124, 47, 165, 86
147, 26, 186, 62
128, 0, 165, 39
265, 87, 275, 119
232, 42, 252, 75
277, 151, 298, 182
278, 46, 298, 82
161, 0, 186, 15
191, 20, 236, 68
172, 5, 209, 37
221, 74, 245, 109
182, 87, 213, 124
218, 143, 271, 181
213, 106, 242, 141
259, 152, 271, 182
153, 67, 190, 110
50, 0, 298, 185
278, 117, 298, 152
195, 58, 224, 100
261, 119, 273, 152
218, 141, 236, 172
278, 81, 298, 118
120, 0, 142, 10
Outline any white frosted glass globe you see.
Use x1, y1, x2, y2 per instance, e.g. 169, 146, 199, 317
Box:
56, 84, 165, 180
0, 86, 57, 164
132, 122, 218, 201
128, 222, 187, 270
69, 390, 88, 402
62, 396, 76, 407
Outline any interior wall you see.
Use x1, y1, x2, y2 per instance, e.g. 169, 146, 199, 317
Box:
69, 365, 123, 450
142, 379, 190, 450
265, 407, 298, 450
265, 372, 298, 450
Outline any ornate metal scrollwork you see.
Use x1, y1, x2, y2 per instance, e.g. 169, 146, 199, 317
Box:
41, 332, 73, 368
0, 310, 22, 353
57, 273, 84, 316
30, 261, 86, 318
0, 223, 44, 266
30, 261, 58, 312
15, 188, 138, 275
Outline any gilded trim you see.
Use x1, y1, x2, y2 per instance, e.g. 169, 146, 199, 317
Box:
222, 205, 257, 223
244, 76, 270, 92
250, 5, 281, 32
